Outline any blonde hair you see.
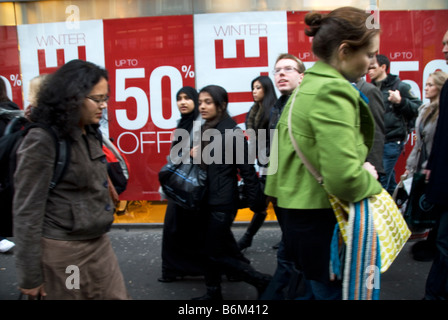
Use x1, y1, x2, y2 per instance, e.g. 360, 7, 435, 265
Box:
28, 74, 48, 106
275, 53, 306, 73
421, 70, 448, 124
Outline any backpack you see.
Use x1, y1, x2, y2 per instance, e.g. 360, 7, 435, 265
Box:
102, 134, 129, 195
0, 116, 70, 237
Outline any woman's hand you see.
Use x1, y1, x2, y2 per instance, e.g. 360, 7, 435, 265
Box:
20, 284, 46, 300
190, 146, 199, 160
363, 162, 378, 180
423, 169, 431, 182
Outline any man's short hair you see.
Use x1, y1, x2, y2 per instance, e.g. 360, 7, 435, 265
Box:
376, 54, 390, 73
275, 53, 306, 73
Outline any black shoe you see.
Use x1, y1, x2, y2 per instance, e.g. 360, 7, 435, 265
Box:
272, 241, 280, 249
192, 286, 223, 300
158, 276, 176, 283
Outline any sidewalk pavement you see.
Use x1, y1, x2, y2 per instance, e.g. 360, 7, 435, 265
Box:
0, 223, 433, 300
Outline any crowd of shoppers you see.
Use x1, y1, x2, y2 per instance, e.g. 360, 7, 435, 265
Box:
2, 7, 447, 301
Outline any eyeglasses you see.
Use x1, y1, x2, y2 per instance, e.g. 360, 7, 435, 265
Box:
87, 95, 109, 104
272, 66, 299, 75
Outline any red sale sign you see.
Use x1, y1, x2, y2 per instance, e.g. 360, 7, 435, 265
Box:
103, 16, 195, 200
0, 26, 23, 109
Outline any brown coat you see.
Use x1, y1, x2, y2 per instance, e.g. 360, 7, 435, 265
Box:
13, 125, 115, 289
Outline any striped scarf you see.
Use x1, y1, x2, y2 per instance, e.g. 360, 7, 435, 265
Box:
330, 198, 381, 300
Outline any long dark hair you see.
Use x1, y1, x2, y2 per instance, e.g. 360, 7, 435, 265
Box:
0, 77, 10, 103
199, 85, 230, 131
30, 59, 108, 138
248, 76, 277, 131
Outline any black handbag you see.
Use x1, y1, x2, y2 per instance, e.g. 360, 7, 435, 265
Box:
404, 172, 439, 229
158, 158, 207, 211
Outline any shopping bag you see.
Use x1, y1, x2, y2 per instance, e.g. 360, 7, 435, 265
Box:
158, 158, 207, 211
329, 188, 411, 273
404, 172, 438, 229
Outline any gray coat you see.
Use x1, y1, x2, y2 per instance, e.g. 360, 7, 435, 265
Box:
13, 125, 114, 289
406, 102, 438, 174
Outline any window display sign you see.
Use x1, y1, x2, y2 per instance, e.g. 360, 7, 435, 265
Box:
0, 26, 23, 109
17, 20, 105, 108
194, 11, 287, 124
103, 15, 195, 199
1, 10, 447, 203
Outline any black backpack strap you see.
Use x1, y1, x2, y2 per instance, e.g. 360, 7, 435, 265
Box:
26, 123, 70, 190
49, 138, 70, 190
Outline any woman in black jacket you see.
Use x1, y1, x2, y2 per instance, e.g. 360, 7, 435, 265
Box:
194, 85, 271, 300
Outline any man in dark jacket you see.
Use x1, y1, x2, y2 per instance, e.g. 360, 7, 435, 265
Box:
423, 29, 448, 300
356, 78, 385, 179
369, 54, 422, 194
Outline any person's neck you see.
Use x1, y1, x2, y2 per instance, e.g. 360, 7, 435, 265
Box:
375, 72, 387, 82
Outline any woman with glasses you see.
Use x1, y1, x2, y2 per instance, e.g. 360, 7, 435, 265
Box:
13, 59, 129, 299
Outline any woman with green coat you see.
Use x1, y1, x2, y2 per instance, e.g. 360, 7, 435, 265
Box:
265, 7, 382, 299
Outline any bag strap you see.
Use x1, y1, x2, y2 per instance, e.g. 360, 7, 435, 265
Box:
287, 87, 324, 185
26, 123, 70, 190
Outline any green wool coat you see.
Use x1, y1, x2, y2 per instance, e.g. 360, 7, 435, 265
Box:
265, 61, 382, 209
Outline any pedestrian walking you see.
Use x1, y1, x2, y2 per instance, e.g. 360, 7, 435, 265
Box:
422, 29, 448, 300
237, 75, 277, 251
13, 59, 129, 299
159, 86, 207, 282
193, 85, 271, 300
265, 6, 382, 299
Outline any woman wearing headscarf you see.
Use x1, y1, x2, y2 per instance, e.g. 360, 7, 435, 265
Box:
158, 86, 207, 282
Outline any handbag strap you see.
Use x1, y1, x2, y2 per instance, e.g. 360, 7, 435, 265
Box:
287, 87, 324, 185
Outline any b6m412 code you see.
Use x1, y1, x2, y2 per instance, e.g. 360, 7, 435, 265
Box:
222, 304, 268, 315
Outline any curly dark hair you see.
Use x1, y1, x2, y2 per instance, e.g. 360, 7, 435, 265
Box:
30, 59, 108, 138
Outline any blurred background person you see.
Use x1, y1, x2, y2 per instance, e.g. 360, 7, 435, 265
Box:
237, 75, 277, 251
404, 70, 448, 262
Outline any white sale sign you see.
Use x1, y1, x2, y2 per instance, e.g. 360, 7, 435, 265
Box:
17, 20, 105, 107
194, 11, 288, 126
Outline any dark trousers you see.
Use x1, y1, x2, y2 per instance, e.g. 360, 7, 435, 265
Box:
425, 206, 448, 299
203, 208, 258, 287
280, 207, 342, 300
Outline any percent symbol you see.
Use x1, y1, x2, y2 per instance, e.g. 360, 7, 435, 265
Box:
181, 65, 195, 78
10, 74, 22, 86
